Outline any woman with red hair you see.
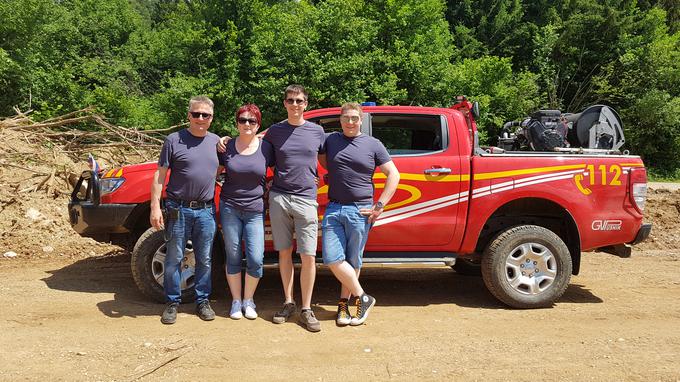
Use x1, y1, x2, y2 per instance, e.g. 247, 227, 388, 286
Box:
218, 104, 274, 320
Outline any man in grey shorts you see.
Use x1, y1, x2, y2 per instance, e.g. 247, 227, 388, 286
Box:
264, 84, 325, 332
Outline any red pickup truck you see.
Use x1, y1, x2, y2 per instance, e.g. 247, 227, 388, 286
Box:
68, 100, 651, 308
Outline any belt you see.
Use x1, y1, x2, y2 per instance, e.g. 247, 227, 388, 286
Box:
168, 199, 212, 209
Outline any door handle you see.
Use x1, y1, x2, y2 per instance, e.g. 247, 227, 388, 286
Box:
424, 167, 452, 174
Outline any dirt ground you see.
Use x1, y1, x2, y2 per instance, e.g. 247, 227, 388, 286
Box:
1, 128, 680, 381
0, 249, 679, 381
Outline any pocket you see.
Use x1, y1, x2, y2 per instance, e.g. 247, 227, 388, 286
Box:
164, 217, 174, 242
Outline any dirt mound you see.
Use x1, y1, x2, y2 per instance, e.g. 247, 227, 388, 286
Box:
637, 188, 680, 250
0, 110, 160, 259
0, 128, 119, 258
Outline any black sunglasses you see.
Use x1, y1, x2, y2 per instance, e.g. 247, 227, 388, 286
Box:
237, 117, 258, 125
285, 98, 306, 105
189, 111, 213, 119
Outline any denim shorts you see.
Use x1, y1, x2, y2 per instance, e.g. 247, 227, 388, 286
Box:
321, 202, 372, 269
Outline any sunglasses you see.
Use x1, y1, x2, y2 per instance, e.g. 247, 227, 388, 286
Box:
340, 115, 361, 123
285, 98, 306, 105
189, 111, 212, 119
237, 117, 258, 125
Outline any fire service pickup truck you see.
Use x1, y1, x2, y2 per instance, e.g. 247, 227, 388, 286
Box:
68, 98, 651, 308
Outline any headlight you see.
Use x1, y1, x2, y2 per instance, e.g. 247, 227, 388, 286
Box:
100, 177, 125, 195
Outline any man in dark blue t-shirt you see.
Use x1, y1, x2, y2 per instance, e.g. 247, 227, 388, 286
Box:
322, 102, 399, 326
266, 84, 326, 332
150, 96, 220, 325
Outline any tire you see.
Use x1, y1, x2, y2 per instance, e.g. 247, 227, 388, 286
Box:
131, 228, 197, 303
481, 225, 572, 308
452, 257, 482, 276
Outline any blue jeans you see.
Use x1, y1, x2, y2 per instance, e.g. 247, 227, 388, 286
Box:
219, 201, 265, 278
321, 202, 372, 269
164, 199, 216, 305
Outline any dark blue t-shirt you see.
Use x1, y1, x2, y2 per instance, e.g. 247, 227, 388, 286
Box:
158, 129, 220, 202
218, 139, 275, 212
264, 120, 326, 200
325, 132, 391, 204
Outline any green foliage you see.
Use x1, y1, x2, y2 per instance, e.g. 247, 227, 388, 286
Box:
0, 0, 678, 173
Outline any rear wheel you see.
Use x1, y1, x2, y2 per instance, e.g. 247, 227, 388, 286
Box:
131, 228, 197, 303
481, 225, 572, 308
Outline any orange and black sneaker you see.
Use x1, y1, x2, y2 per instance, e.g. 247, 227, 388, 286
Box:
350, 293, 376, 326
336, 298, 352, 326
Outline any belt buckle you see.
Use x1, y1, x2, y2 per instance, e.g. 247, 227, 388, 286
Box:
189, 201, 199, 208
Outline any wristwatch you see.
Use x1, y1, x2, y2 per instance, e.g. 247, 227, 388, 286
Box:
374, 201, 384, 210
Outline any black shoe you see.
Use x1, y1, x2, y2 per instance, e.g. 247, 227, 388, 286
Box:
350, 293, 376, 326
197, 301, 215, 321
161, 302, 179, 325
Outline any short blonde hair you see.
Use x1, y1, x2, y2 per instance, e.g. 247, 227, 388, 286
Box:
341, 102, 362, 115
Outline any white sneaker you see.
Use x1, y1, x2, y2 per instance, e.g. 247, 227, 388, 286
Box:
243, 299, 258, 320
230, 300, 243, 320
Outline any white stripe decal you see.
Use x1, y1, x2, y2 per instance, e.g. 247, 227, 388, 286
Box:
375, 197, 464, 227
379, 192, 466, 219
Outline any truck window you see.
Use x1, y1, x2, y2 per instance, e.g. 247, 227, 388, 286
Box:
371, 114, 444, 155
313, 116, 342, 134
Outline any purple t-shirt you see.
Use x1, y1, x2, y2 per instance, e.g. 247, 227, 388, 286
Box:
325, 132, 392, 204
264, 120, 326, 200
158, 129, 220, 202
218, 139, 275, 212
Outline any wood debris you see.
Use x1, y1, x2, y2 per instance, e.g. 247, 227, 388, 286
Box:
0, 107, 183, 196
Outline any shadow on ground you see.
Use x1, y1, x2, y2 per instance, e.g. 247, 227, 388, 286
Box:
41, 251, 602, 320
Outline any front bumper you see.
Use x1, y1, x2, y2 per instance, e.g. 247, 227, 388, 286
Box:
68, 170, 137, 236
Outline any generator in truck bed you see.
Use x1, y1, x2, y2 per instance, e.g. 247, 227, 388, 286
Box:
68, 98, 651, 308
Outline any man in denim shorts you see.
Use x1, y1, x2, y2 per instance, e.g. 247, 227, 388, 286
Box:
322, 102, 399, 326
150, 96, 220, 325
264, 85, 326, 332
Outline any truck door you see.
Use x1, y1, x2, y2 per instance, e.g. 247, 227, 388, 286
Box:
366, 113, 462, 248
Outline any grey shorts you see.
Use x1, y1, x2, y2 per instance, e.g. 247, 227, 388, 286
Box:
268, 191, 319, 255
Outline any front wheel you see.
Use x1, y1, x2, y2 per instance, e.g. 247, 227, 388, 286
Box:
131, 228, 197, 303
481, 225, 572, 308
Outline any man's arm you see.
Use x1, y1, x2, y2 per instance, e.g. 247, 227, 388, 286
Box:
360, 161, 400, 224
150, 166, 168, 230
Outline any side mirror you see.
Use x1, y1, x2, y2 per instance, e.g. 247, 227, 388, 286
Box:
472, 102, 480, 119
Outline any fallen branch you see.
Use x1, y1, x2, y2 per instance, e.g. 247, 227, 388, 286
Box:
126, 346, 192, 381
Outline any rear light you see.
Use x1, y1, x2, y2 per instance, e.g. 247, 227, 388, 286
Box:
629, 167, 647, 213
632, 183, 647, 211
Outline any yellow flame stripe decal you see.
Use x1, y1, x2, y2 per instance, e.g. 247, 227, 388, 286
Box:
115, 168, 124, 177
473, 164, 586, 180
104, 169, 116, 178
317, 183, 421, 211
620, 163, 644, 167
